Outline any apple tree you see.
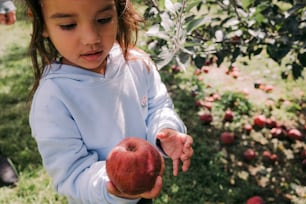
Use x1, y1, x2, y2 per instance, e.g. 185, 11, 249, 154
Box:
142, 0, 306, 79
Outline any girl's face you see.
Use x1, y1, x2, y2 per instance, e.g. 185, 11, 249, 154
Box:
41, 0, 118, 74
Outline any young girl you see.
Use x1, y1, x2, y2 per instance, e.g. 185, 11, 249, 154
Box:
26, 0, 193, 203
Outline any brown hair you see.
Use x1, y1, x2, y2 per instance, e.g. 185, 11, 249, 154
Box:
25, 0, 143, 96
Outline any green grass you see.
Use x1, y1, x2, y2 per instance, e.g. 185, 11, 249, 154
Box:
0, 9, 305, 204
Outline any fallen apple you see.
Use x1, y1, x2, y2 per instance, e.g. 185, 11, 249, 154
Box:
220, 132, 234, 145
265, 118, 277, 129
262, 150, 272, 160
243, 124, 253, 134
199, 113, 213, 125
246, 195, 265, 204
287, 128, 303, 140
253, 115, 266, 128
270, 127, 283, 138
106, 137, 164, 195
223, 109, 234, 122
243, 148, 256, 161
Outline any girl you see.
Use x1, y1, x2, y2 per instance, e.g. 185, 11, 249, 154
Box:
26, 0, 193, 203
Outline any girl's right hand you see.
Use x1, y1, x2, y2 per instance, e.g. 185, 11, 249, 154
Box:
107, 175, 163, 200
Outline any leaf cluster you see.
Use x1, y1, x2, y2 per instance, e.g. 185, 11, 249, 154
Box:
143, 0, 306, 78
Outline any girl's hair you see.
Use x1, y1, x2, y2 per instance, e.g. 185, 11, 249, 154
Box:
25, 0, 143, 96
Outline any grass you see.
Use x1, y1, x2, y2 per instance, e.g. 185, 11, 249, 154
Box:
0, 8, 305, 204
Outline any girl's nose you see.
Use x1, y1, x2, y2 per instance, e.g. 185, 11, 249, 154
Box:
81, 24, 101, 46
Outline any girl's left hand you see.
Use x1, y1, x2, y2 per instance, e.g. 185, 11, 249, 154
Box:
156, 128, 194, 176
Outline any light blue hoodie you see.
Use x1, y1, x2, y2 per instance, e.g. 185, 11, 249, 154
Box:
29, 44, 186, 204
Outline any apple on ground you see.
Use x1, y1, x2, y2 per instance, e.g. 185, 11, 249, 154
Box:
223, 109, 234, 122
269, 154, 278, 162
203, 101, 213, 111
246, 195, 265, 204
201, 66, 210, 73
211, 93, 221, 100
195, 99, 205, 107
265, 118, 277, 129
253, 115, 266, 128
220, 132, 235, 145
262, 150, 272, 161
243, 124, 253, 134
243, 148, 256, 161
171, 65, 181, 73
194, 69, 202, 76
199, 112, 213, 125
287, 128, 303, 140
270, 127, 283, 138
106, 137, 164, 195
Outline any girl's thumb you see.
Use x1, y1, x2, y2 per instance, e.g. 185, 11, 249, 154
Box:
157, 131, 168, 140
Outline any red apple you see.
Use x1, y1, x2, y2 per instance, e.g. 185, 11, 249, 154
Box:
262, 150, 272, 159
287, 129, 303, 140
253, 115, 266, 128
201, 66, 210, 73
220, 132, 235, 145
211, 93, 221, 101
270, 127, 283, 138
223, 109, 234, 122
203, 101, 213, 111
171, 65, 181, 73
265, 118, 277, 129
194, 69, 202, 76
269, 154, 278, 162
195, 99, 205, 107
243, 124, 253, 134
199, 113, 213, 125
106, 137, 164, 195
243, 148, 256, 161
246, 195, 265, 204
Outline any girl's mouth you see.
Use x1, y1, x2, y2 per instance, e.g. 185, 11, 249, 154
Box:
81, 51, 103, 61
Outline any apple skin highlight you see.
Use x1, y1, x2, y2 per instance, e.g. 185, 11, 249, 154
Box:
106, 137, 164, 195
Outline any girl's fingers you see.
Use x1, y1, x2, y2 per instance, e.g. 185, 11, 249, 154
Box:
172, 159, 179, 176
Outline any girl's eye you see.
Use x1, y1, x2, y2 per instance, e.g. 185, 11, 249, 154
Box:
97, 17, 112, 24
59, 24, 76, 30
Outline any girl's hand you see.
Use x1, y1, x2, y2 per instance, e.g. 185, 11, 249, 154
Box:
157, 129, 194, 176
107, 176, 163, 200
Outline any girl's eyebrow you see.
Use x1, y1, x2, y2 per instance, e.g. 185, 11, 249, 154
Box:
50, 4, 115, 19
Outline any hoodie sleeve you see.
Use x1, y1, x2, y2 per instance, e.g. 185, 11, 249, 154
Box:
143, 60, 187, 149
29, 80, 140, 204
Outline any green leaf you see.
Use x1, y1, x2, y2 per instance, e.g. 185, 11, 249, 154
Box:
185, 16, 210, 33
241, 0, 253, 10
